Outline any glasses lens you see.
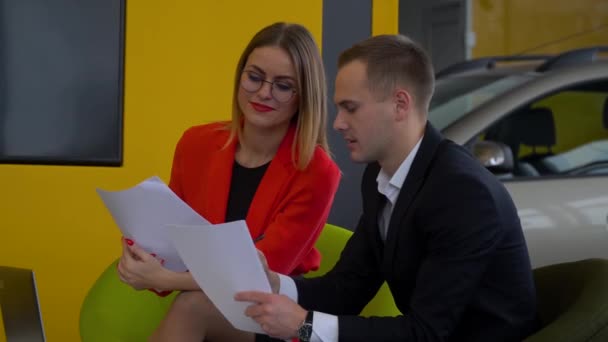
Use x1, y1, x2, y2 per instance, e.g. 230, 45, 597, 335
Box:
272, 82, 295, 103
241, 71, 262, 93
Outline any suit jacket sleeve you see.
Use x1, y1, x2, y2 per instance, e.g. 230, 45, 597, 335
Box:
255, 150, 341, 275
296, 214, 385, 314
297, 173, 505, 342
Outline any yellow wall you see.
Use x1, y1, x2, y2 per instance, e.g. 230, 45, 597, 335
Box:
473, 0, 608, 57
0, 1, 322, 341
372, 0, 399, 35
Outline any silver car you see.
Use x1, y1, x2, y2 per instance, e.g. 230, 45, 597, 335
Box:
431, 47, 608, 268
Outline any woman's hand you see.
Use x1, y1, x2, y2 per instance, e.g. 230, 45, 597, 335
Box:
117, 237, 171, 291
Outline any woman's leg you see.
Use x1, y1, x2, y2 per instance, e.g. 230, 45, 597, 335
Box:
149, 290, 255, 342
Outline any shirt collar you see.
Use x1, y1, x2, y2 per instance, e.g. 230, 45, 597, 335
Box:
376, 136, 423, 204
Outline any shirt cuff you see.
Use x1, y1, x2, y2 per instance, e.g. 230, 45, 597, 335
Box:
311, 311, 339, 342
278, 274, 298, 302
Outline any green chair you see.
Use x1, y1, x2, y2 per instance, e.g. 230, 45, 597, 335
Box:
79, 260, 177, 342
524, 258, 608, 342
80, 224, 400, 341
307, 224, 401, 317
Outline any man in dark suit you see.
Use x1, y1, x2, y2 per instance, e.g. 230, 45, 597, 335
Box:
236, 34, 539, 342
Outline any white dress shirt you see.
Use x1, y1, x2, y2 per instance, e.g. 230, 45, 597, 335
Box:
278, 138, 423, 341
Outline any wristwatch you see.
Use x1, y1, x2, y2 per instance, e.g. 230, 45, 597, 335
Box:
297, 310, 314, 341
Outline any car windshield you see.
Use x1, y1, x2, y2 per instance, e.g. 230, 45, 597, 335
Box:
429, 74, 533, 131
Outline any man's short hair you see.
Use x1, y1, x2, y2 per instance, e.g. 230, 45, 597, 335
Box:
338, 34, 435, 112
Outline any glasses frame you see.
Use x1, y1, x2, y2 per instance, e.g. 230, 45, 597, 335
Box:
240, 70, 297, 103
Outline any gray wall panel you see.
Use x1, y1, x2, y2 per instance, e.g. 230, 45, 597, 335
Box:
323, 0, 372, 230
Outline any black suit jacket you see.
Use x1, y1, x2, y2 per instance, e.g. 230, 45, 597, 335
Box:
295, 123, 538, 341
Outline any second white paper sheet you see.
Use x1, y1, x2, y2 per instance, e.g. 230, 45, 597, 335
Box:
168, 221, 271, 334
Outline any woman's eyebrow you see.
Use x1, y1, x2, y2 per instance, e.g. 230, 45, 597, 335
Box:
247, 64, 295, 81
247, 65, 265, 74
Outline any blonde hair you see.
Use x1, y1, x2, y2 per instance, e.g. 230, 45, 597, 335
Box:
226, 22, 330, 170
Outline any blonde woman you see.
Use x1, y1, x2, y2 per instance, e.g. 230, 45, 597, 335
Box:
117, 22, 340, 341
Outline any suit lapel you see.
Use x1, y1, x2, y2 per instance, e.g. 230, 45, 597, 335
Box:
204, 133, 236, 224
382, 123, 445, 271
361, 162, 385, 264
246, 125, 297, 239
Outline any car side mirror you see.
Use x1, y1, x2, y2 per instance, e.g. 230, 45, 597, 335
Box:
472, 140, 514, 174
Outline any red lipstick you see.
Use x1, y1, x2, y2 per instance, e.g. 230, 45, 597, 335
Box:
250, 102, 275, 112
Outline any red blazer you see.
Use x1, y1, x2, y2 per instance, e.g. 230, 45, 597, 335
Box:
169, 122, 340, 275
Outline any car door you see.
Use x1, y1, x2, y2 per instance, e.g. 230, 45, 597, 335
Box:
471, 79, 608, 268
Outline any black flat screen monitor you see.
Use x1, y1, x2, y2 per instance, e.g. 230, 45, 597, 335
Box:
0, 0, 125, 166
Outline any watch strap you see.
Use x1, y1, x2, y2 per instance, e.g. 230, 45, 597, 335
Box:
297, 310, 314, 341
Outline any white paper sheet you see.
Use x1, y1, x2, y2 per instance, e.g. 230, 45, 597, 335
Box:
168, 221, 271, 334
97, 176, 210, 271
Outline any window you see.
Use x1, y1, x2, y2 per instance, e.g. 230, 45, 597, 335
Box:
478, 80, 608, 178
429, 75, 532, 131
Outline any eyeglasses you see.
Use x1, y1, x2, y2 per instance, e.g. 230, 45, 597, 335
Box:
240, 70, 297, 103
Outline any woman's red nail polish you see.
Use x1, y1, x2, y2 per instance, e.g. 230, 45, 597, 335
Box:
151, 253, 157, 257
126, 239, 134, 246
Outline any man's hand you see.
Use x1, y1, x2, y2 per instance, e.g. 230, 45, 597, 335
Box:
258, 250, 280, 293
235, 291, 307, 339
117, 237, 169, 290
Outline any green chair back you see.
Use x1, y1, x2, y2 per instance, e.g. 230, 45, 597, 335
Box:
79, 260, 177, 342
307, 224, 401, 317
524, 258, 608, 342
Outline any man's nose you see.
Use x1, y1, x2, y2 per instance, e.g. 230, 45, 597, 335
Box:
333, 111, 347, 131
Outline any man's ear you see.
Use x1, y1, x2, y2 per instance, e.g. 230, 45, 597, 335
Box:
394, 88, 413, 122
